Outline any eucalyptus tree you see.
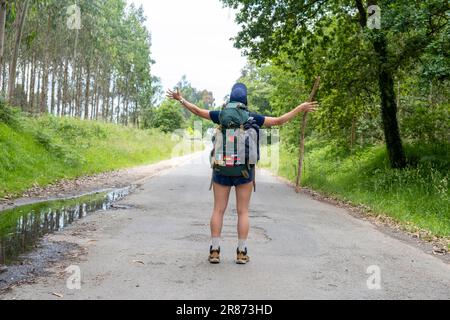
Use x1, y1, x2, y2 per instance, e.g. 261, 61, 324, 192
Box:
0, 0, 7, 80
7, 0, 29, 103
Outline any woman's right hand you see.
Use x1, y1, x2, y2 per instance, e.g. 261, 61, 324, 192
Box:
166, 88, 183, 101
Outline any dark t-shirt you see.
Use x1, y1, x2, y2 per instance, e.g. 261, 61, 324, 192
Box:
209, 110, 265, 127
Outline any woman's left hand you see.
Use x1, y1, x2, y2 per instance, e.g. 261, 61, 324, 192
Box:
299, 101, 319, 113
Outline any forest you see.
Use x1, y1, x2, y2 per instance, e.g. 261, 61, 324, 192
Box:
0, 0, 213, 128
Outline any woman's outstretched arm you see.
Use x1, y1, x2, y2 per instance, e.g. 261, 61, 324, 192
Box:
263, 101, 319, 127
166, 88, 211, 120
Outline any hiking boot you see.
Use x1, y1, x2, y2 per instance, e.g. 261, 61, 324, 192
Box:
208, 246, 220, 264
236, 248, 250, 264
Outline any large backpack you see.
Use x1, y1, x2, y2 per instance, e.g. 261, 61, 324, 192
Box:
209, 102, 260, 191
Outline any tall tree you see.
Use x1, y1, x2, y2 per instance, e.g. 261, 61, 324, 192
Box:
8, 0, 29, 102
0, 0, 7, 82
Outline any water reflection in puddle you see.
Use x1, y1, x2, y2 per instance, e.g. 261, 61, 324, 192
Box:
0, 187, 130, 265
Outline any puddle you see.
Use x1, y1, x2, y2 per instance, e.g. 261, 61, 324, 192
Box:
0, 187, 130, 265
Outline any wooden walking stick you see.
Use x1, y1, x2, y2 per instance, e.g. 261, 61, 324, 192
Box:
295, 76, 320, 193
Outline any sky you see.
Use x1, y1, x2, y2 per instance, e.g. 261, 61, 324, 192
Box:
129, 0, 247, 105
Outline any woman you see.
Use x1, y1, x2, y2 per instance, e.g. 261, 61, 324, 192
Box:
167, 83, 318, 264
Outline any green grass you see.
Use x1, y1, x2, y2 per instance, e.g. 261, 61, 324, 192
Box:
0, 114, 189, 198
261, 139, 450, 238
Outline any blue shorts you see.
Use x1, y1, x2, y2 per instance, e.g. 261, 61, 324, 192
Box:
212, 168, 254, 187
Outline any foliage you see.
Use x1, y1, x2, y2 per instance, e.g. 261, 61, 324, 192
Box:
0, 97, 21, 127
151, 100, 185, 133
222, 0, 449, 168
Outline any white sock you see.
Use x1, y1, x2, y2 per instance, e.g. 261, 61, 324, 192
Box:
238, 239, 247, 252
211, 237, 220, 250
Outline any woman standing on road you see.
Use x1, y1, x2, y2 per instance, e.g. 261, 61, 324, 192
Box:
167, 83, 318, 264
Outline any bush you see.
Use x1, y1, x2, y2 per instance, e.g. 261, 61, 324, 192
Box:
401, 103, 450, 144
0, 97, 21, 127
152, 101, 185, 133
33, 130, 84, 167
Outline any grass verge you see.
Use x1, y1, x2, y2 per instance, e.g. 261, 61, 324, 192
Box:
0, 110, 192, 198
261, 139, 449, 242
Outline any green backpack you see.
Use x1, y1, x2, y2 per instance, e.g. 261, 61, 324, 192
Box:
218, 102, 249, 129
210, 102, 258, 190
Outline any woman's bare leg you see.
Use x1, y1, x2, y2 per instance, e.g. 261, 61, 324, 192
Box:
210, 182, 232, 238
235, 181, 253, 240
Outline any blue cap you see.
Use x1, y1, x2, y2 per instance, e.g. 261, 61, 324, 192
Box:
230, 83, 248, 106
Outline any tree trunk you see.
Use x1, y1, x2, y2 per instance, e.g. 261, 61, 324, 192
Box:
73, 66, 78, 117
72, 64, 78, 117
93, 73, 101, 121
134, 101, 139, 127
0, 0, 7, 85
351, 115, 356, 149
7, 0, 29, 102
124, 80, 129, 126
26, 61, 31, 110
124, 98, 129, 126
21, 60, 26, 94
56, 65, 63, 116
24, 62, 30, 106
62, 57, 69, 116
372, 34, 406, 168
109, 79, 116, 122
428, 81, 433, 106
84, 62, 90, 119
90, 72, 96, 120
50, 64, 56, 114
29, 55, 36, 112
76, 67, 82, 117
57, 63, 62, 116
40, 56, 49, 114
356, 0, 406, 169
36, 64, 41, 114
97, 85, 102, 121
116, 88, 121, 123
1, 61, 6, 93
